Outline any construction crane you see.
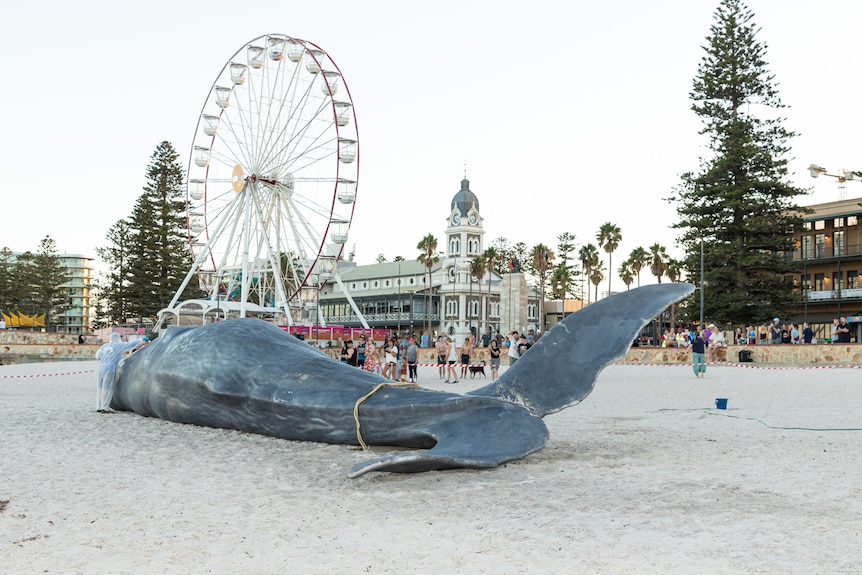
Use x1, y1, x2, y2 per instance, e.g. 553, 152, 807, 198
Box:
808, 164, 862, 200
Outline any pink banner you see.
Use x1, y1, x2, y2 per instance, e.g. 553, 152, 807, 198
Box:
314, 326, 333, 340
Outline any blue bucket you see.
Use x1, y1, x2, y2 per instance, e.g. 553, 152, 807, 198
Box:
715, 398, 728, 410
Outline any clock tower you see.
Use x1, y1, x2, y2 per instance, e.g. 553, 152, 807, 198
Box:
442, 176, 485, 342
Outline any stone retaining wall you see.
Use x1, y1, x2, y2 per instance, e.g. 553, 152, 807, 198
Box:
620, 343, 862, 366
2, 330, 859, 366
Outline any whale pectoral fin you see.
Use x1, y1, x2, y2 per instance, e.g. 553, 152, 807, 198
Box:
347, 405, 549, 478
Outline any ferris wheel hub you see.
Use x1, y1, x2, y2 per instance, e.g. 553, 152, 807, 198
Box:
231, 164, 244, 193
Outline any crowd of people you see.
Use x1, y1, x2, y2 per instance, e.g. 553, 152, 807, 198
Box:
657, 315, 855, 379
662, 316, 854, 349
335, 327, 543, 384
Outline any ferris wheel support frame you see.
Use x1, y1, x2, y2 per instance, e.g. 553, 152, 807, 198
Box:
332, 272, 370, 330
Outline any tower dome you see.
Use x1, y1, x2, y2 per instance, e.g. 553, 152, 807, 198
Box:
450, 177, 479, 217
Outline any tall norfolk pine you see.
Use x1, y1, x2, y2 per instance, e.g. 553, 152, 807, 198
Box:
124, 141, 198, 321
670, 0, 806, 326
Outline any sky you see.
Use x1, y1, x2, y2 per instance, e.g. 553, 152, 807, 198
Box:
3, 0, 862, 282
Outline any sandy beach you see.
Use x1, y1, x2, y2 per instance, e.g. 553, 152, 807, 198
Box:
2, 359, 860, 574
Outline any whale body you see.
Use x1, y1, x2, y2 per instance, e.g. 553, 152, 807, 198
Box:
112, 283, 694, 477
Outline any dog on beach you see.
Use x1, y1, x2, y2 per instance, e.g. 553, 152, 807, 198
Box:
468, 361, 486, 378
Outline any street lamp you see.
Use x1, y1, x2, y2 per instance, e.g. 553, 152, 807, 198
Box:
397, 260, 401, 334
468, 269, 473, 340
699, 236, 704, 329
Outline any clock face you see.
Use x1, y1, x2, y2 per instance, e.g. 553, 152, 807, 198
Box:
448, 267, 456, 282
452, 213, 461, 225
468, 213, 477, 225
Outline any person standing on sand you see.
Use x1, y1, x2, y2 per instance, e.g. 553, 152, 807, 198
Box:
488, 338, 501, 381
687, 329, 707, 378
362, 338, 379, 375
95, 333, 147, 413
406, 337, 419, 383
445, 336, 459, 384
435, 335, 448, 380
459, 337, 472, 381
506, 330, 520, 366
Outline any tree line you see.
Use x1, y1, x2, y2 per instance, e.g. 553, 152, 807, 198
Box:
411, 227, 679, 312
0, 237, 67, 329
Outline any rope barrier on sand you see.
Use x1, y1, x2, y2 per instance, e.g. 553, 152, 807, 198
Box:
612, 361, 862, 370
0, 369, 96, 379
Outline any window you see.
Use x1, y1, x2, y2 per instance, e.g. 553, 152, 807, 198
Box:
801, 274, 810, 290
832, 271, 842, 290
814, 273, 825, 290
450, 237, 461, 254
847, 215, 858, 226
833, 217, 845, 228
803, 222, 812, 231
834, 229, 845, 256
815, 234, 825, 258
801, 235, 812, 259
814, 220, 825, 230
847, 270, 859, 289
445, 299, 458, 317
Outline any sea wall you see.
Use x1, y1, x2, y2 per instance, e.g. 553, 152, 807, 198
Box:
2, 330, 859, 366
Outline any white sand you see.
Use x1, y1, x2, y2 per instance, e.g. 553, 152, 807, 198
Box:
2, 360, 861, 574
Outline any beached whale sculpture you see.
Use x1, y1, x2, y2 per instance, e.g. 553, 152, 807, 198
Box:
112, 283, 694, 477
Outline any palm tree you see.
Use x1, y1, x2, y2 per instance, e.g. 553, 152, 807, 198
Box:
596, 222, 622, 296
618, 260, 634, 290
469, 255, 487, 338
665, 258, 682, 283
549, 265, 573, 300
628, 246, 649, 287
531, 244, 554, 331
482, 246, 498, 332
579, 243, 599, 304
416, 234, 438, 336
649, 243, 668, 283
589, 261, 606, 303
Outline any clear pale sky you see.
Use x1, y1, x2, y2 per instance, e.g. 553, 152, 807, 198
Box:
3, 0, 860, 279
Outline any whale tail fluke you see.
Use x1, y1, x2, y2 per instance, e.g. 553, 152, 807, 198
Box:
348, 403, 548, 478
468, 283, 695, 418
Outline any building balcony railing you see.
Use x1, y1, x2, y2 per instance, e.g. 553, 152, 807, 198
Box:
791, 242, 862, 261
325, 312, 440, 325
806, 288, 862, 300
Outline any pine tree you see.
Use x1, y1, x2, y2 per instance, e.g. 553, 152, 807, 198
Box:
125, 141, 195, 321
96, 219, 134, 325
670, 0, 805, 325
31, 236, 68, 329
0, 247, 16, 312
554, 232, 580, 300
8, 251, 35, 313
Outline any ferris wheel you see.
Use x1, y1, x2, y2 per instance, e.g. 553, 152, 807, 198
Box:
161, 34, 358, 327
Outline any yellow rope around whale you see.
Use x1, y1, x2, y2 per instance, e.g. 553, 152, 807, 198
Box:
353, 382, 420, 450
